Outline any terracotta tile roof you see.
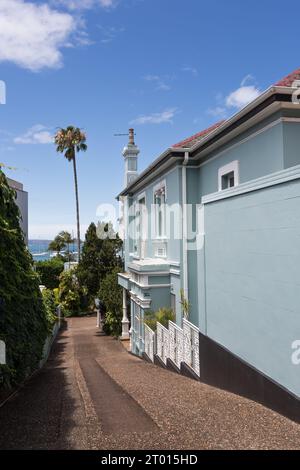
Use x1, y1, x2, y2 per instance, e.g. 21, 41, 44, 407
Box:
275, 67, 300, 87
172, 67, 300, 151
172, 120, 225, 149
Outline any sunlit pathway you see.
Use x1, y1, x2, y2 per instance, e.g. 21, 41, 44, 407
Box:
0, 316, 299, 450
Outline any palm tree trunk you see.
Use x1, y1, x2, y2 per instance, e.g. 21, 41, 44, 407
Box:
72, 153, 81, 262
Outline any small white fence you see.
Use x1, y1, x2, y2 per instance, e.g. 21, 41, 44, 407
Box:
183, 318, 200, 377
169, 321, 184, 369
144, 318, 200, 377
144, 324, 155, 362
156, 322, 169, 365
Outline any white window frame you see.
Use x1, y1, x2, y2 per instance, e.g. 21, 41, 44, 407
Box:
218, 160, 239, 191
153, 180, 167, 239
135, 193, 147, 259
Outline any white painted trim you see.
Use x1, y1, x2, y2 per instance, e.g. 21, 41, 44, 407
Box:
183, 317, 200, 333
170, 269, 180, 276
129, 267, 170, 276
218, 160, 239, 191
169, 261, 180, 267
118, 94, 299, 199
130, 292, 152, 309
153, 179, 167, 198
182, 151, 189, 301
202, 164, 300, 204
130, 278, 171, 289
122, 165, 179, 201
137, 191, 146, 201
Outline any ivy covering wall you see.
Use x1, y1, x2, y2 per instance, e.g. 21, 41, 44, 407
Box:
0, 170, 49, 388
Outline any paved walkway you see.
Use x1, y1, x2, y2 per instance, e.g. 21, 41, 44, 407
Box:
0, 316, 299, 450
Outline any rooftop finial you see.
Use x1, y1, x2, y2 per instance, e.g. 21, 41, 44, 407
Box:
129, 128, 135, 145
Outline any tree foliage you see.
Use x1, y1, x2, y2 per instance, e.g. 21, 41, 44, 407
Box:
54, 126, 87, 262
0, 170, 49, 388
144, 308, 175, 331
58, 268, 88, 317
77, 222, 123, 302
99, 268, 123, 337
41, 289, 58, 326
35, 258, 65, 289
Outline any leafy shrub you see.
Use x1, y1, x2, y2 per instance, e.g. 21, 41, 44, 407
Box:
35, 258, 65, 290
41, 289, 58, 327
99, 268, 122, 337
144, 307, 175, 331
58, 268, 88, 317
77, 222, 123, 303
0, 170, 49, 388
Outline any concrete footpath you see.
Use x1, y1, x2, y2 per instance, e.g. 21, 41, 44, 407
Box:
0, 316, 299, 450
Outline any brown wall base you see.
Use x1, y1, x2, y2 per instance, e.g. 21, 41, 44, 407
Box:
199, 332, 300, 424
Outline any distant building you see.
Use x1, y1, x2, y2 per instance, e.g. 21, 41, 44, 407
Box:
7, 178, 28, 245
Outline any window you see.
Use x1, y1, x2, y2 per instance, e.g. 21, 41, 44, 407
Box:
222, 171, 235, 189
154, 186, 166, 238
218, 160, 239, 191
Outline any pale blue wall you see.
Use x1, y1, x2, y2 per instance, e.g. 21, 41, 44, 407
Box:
130, 165, 182, 262
197, 113, 285, 198
283, 122, 300, 169
203, 177, 300, 397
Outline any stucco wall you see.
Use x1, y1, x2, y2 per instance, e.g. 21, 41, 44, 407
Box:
202, 174, 300, 397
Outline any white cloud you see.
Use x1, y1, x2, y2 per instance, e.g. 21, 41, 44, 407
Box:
207, 75, 261, 118
182, 66, 198, 77
14, 125, 53, 145
226, 75, 260, 109
130, 108, 178, 125
53, 0, 117, 9
0, 0, 79, 71
207, 106, 227, 119
226, 85, 260, 109
144, 75, 170, 91
99, 26, 125, 44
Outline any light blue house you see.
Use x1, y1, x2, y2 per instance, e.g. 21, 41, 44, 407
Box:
117, 68, 300, 422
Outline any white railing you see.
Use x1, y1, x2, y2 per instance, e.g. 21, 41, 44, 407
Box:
183, 318, 200, 376
156, 322, 169, 365
169, 321, 184, 369
144, 324, 155, 362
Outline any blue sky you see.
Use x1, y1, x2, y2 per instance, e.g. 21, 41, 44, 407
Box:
0, 0, 299, 238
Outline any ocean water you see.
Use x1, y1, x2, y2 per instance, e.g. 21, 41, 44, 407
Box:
29, 240, 77, 262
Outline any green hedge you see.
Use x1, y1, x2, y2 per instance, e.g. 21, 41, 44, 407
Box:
35, 258, 65, 289
0, 170, 49, 388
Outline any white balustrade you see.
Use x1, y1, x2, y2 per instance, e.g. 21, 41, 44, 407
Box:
156, 322, 169, 365
169, 321, 184, 369
144, 324, 155, 362
183, 318, 200, 376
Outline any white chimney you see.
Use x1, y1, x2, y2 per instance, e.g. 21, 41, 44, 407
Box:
122, 128, 139, 187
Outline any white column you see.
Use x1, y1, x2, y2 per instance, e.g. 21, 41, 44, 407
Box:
121, 288, 130, 340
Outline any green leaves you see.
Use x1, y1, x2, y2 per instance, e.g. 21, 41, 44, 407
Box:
54, 126, 87, 161
0, 170, 49, 388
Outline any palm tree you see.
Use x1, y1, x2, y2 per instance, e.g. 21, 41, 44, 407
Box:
59, 230, 74, 266
54, 126, 87, 261
48, 235, 66, 256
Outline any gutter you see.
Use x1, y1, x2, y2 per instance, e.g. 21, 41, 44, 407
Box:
182, 151, 189, 302
177, 86, 294, 155
117, 86, 295, 199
